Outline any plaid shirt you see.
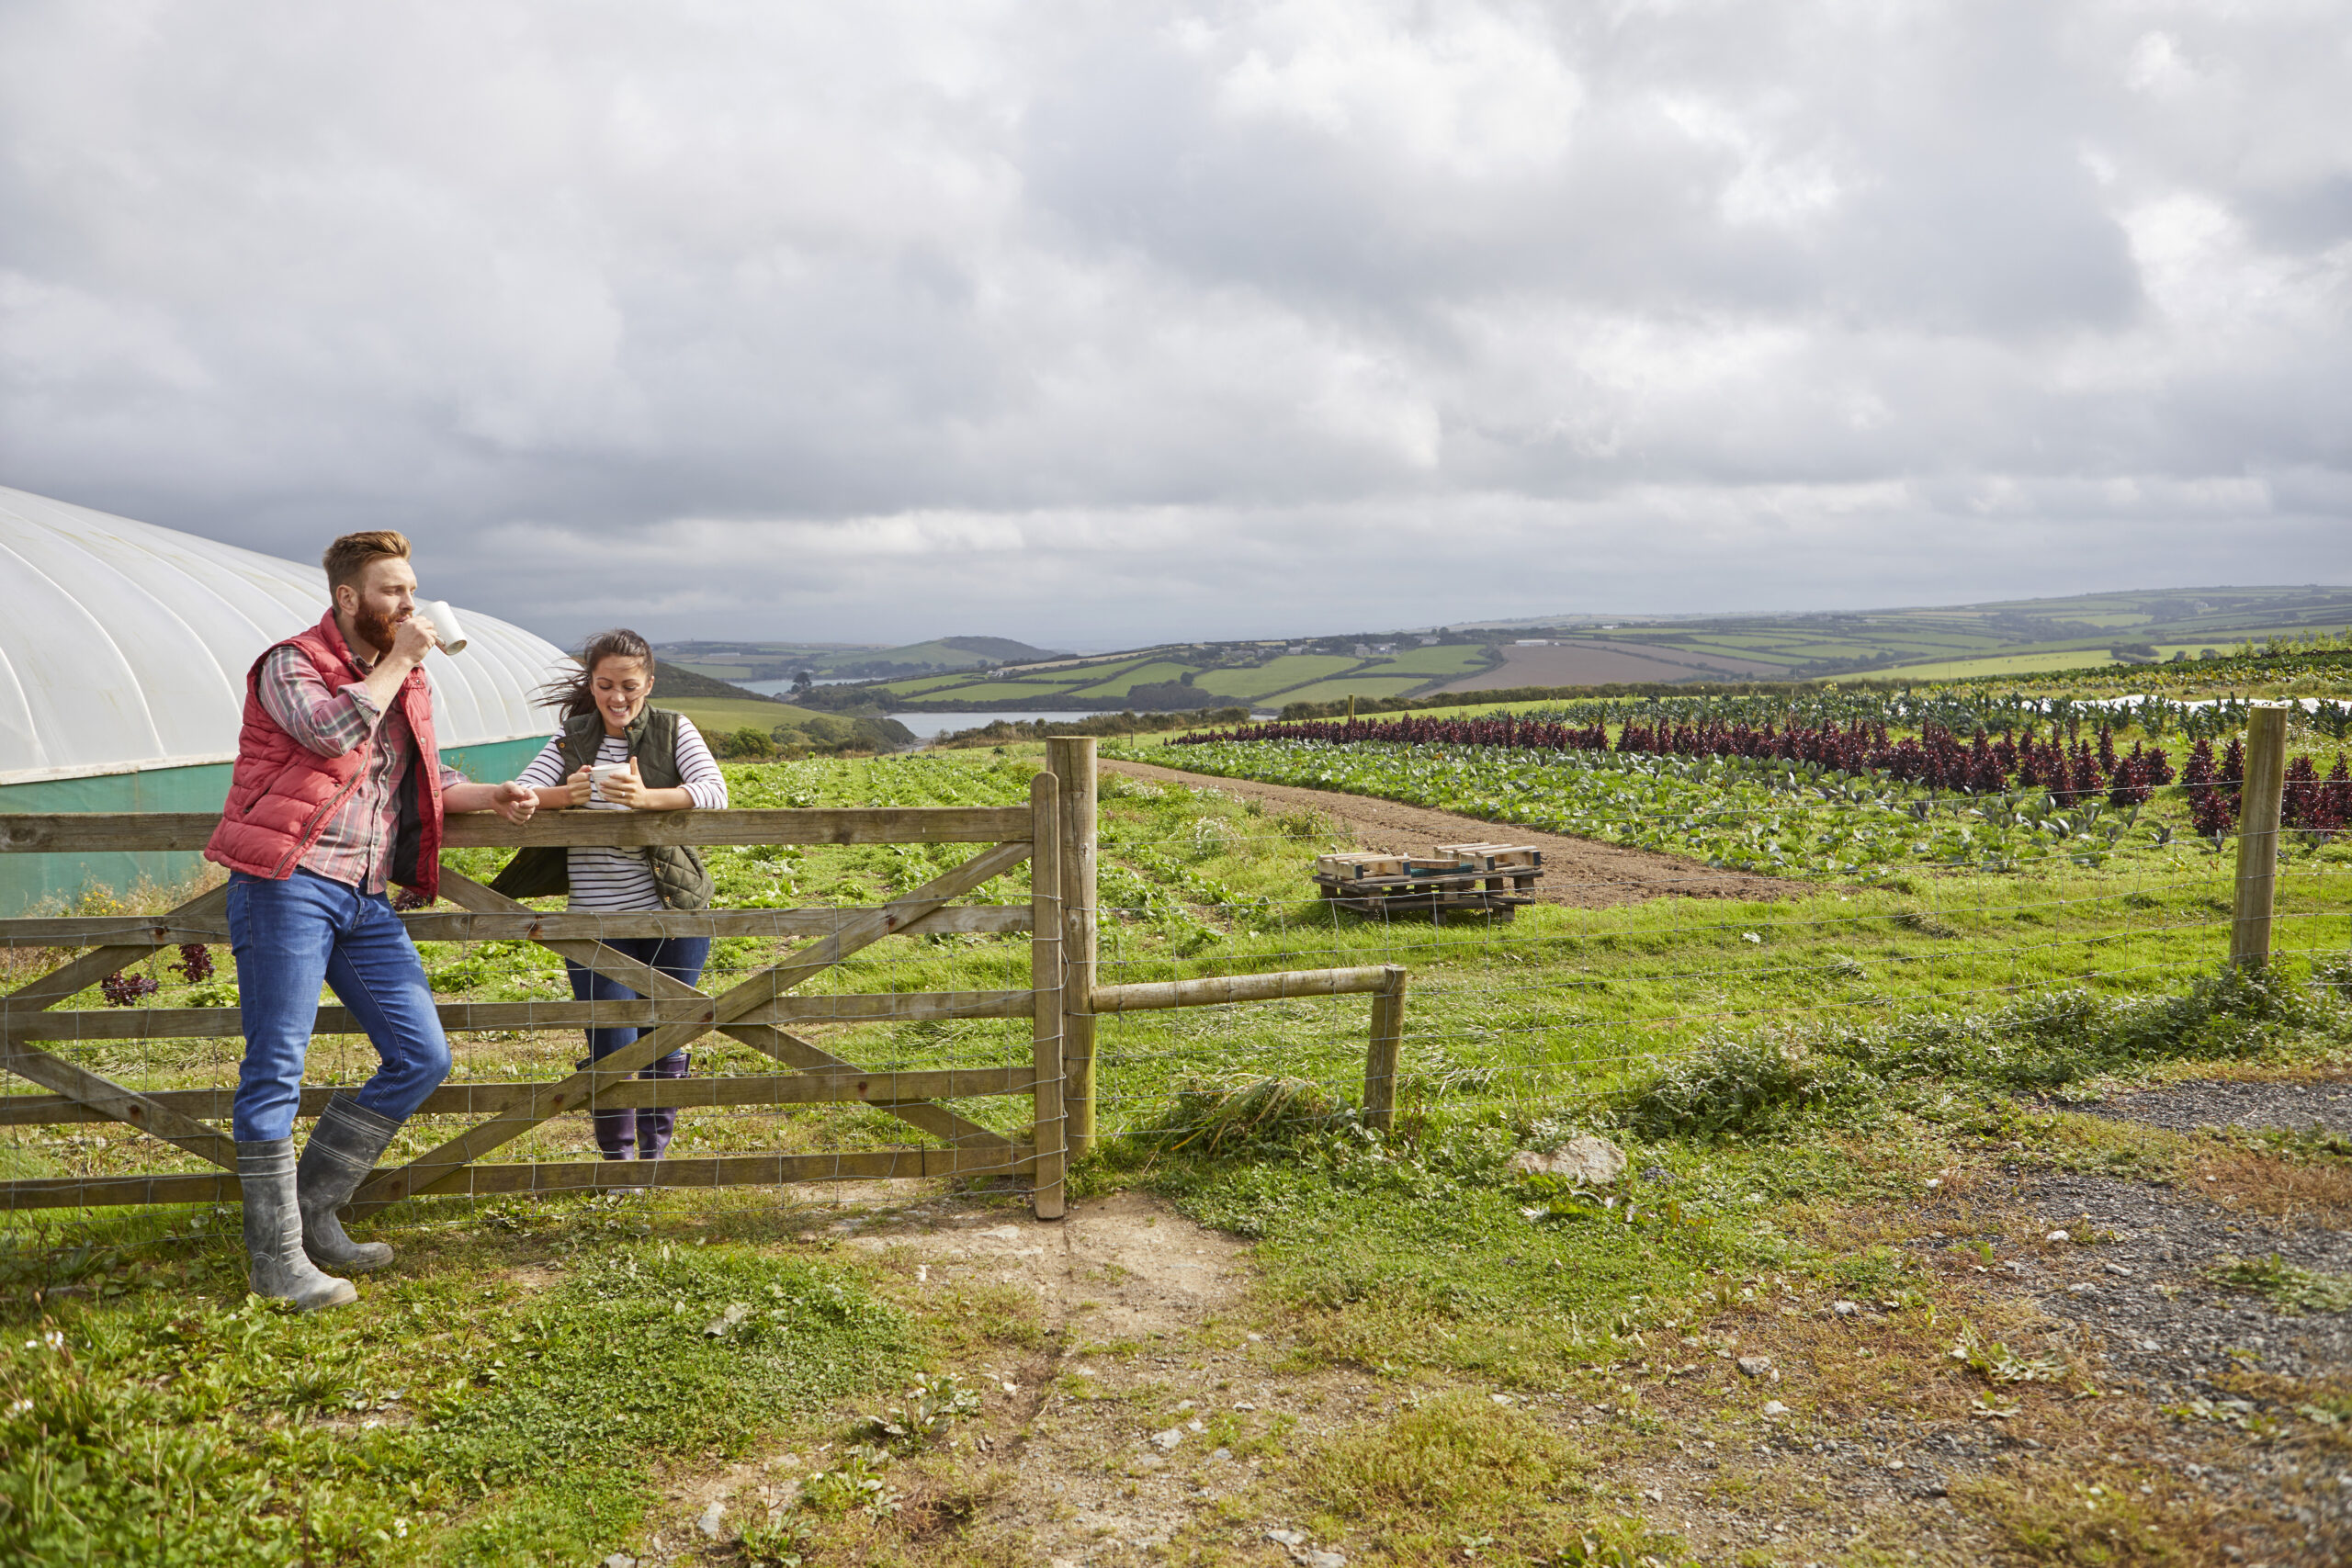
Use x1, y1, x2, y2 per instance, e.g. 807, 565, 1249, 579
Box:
256, 643, 466, 894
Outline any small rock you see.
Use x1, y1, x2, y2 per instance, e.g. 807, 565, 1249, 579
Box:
1831, 1300, 1860, 1316
2066, 1282, 2097, 1295
1306, 1552, 1346, 1568
1234, 1400, 1258, 1410
1736, 1355, 1773, 1378
1213, 1447, 1233, 1461
605, 1555, 637, 1568
1509, 1136, 1629, 1187
1187, 1419, 1204, 1433
2045, 1229, 2070, 1243
2104, 1262, 2133, 1277
1491, 1393, 1514, 1404
1246, 1332, 1263, 1343
695, 1501, 725, 1539
1762, 1400, 1789, 1416
1152, 1427, 1183, 1451
1266, 1529, 1308, 1548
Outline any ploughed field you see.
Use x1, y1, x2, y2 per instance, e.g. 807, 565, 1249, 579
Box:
6, 739, 2352, 1567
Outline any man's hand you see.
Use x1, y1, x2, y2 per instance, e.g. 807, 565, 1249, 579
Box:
388, 613, 439, 667
443, 779, 538, 820
490, 780, 537, 825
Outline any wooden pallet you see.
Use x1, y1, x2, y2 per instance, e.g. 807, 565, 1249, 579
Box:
1311, 845, 1544, 922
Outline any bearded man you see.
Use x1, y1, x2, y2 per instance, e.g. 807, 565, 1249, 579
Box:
204, 530, 537, 1310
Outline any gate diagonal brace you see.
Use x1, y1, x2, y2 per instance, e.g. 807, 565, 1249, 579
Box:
0, 884, 238, 1170
351, 843, 1033, 1210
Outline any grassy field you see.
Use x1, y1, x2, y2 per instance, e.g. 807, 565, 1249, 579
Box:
658, 695, 830, 742
8, 725, 2352, 1563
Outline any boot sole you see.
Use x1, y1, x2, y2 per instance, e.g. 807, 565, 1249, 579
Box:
306, 1247, 394, 1274
295, 1281, 360, 1311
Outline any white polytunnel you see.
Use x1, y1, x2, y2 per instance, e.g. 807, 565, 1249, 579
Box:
0, 484, 571, 912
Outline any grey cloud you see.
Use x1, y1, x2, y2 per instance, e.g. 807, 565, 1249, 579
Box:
0, 0, 2346, 647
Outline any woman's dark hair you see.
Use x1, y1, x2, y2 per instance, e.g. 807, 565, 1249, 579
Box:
538, 628, 655, 720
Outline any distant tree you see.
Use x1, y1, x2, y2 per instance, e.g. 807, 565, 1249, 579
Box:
792, 669, 816, 695
722, 727, 776, 759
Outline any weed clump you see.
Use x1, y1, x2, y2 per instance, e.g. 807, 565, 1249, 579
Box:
1619, 964, 2347, 1140
1127, 1075, 1349, 1160
2207, 1254, 2352, 1314
1296, 1389, 1585, 1521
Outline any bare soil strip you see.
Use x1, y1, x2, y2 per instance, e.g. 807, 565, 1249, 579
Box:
1102, 756, 1805, 908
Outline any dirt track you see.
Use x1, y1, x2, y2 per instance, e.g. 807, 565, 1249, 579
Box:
1100, 757, 1806, 908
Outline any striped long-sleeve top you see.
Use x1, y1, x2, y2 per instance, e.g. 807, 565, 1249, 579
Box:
513, 717, 728, 910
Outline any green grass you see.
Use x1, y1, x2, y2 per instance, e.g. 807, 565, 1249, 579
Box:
0, 1219, 915, 1566
1267, 677, 1427, 707
1870, 651, 2137, 682
1191, 655, 1362, 700
658, 695, 827, 740
1062, 660, 1195, 699
1353, 645, 1495, 678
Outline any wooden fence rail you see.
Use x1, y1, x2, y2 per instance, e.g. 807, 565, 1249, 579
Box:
0, 740, 1405, 1223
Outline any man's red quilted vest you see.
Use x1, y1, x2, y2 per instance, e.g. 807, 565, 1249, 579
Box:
203, 610, 445, 899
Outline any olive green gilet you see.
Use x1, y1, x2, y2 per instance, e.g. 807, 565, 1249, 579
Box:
486, 706, 716, 910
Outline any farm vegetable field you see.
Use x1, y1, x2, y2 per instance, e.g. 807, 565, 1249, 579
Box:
1133, 699, 2352, 881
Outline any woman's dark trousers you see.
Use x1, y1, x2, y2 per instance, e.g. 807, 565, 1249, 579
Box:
564, 936, 711, 1160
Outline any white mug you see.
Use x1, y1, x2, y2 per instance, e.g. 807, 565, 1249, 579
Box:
417, 599, 469, 655
589, 761, 628, 802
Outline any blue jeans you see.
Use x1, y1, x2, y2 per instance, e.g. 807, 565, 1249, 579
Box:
226, 870, 453, 1143
565, 936, 710, 1160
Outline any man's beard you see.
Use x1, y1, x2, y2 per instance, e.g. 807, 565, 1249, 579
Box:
351, 604, 401, 656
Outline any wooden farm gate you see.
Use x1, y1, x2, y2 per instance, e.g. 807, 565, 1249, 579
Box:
0, 741, 1408, 1224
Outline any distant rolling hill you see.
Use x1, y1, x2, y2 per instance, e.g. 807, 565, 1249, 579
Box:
690, 586, 2352, 716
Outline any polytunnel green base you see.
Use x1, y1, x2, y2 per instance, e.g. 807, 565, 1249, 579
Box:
0, 736, 547, 917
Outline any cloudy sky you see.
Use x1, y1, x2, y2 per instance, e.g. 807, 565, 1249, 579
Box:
3, 2, 2347, 649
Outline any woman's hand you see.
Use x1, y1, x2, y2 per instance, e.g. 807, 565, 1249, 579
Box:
560, 764, 596, 808
597, 758, 650, 809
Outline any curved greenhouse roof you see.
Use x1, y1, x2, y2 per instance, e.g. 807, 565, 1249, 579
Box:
0, 486, 567, 785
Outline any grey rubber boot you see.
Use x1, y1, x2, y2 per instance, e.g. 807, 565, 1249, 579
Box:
296, 1094, 400, 1272
238, 1139, 356, 1311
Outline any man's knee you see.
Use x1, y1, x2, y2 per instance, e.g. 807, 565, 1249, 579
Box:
414, 1032, 454, 1089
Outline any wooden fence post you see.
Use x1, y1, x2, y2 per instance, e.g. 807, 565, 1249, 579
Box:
1028, 773, 1066, 1219
1046, 737, 1099, 1156
2231, 703, 2290, 970
1363, 964, 1408, 1133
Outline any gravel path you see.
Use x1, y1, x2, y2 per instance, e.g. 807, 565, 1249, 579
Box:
2073, 1079, 2352, 1138
1101, 757, 1806, 909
